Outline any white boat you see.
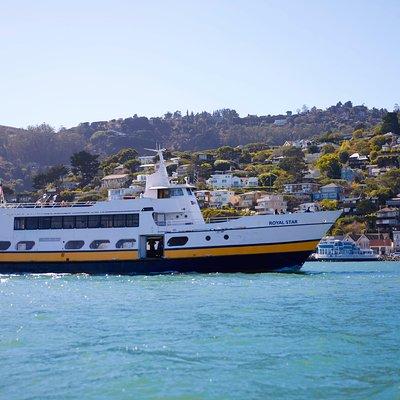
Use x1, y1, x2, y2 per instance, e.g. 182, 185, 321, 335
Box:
0, 149, 341, 274
314, 237, 378, 261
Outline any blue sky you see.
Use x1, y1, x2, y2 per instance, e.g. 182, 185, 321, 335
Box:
1, 0, 399, 128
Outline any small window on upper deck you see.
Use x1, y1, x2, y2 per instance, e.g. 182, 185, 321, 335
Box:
63, 216, 75, 229
186, 188, 193, 195
14, 217, 26, 230
26, 217, 38, 230
170, 188, 184, 197
75, 216, 88, 229
0, 241, 11, 251
88, 215, 101, 228
51, 216, 63, 229
113, 214, 126, 228
38, 217, 51, 230
167, 236, 189, 247
100, 215, 113, 228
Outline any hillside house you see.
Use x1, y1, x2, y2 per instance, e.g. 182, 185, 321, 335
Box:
348, 153, 369, 169
341, 167, 361, 182
255, 194, 287, 214
208, 190, 234, 208
207, 173, 242, 189
313, 183, 343, 201
284, 183, 320, 196
101, 173, 130, 189
230, 191, 266, 209
376, 207, 400, 231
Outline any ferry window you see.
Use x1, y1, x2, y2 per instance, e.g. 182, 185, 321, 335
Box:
0, 241, 11, 251
88, 215, 101, 228
126, 214, 139, 227
116, 239, 136, 249
205, 236, 211, 241
90, 240, 110, 249
14, 217, 26, 230
51, 216, 63, 229
113, 214, 126, 228
16, 241, 35, 251
38, 217, 51, 230
158, 189, 170, 199
75, 216, 88, 229
170, 188, 184, 197
26, 217, 38, 230
224, 235, 229, 240
100, 215, 113, 228
65, 240, 85, 250
63, 216, 75, 229
186, 188, 193, 195
167, 236, 189, 247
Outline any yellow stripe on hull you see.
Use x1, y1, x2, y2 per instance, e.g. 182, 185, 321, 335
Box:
0, 241, 318, 263
164, 240, 319, 259
0, 250, 138, 263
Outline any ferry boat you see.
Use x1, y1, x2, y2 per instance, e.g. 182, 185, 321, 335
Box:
314, 237, 378, 261
0, 150, 341, 274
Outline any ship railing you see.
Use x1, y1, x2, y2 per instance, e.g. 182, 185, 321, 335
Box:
0, 201, 97, 209
205, 216, 242, 224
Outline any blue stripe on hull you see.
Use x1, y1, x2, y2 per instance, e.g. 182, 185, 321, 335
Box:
0, 251, 312, 274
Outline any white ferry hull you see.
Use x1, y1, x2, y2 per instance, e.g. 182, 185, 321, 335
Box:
0, 211, 341, 274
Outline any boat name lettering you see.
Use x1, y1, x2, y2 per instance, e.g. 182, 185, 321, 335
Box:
268, 220, 298, 226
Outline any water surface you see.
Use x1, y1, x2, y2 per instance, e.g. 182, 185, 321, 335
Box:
1, 262, 399, 399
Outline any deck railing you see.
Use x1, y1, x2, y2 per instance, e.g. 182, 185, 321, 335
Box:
0, 201, 97, 209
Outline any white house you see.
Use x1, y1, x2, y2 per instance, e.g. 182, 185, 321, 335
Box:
284, 182, 320, 195
206, 173, 258, 189
255, 194, 287, 214
138, 155, 155, 165
241, 177, 259, 187
209, 190, 234, 208
206, 173, 242, 189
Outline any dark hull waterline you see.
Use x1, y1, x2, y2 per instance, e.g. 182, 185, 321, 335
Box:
0, 251, 312, 275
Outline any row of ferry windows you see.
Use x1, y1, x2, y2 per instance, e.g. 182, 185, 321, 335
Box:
14, 214, 139, 230
0, 239, 136, 251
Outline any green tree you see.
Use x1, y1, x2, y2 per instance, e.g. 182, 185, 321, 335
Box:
214, 159, 231, 171
321, 144, 336, 155
70, 151, 100, 187
258, 172, 277, 187
124, 158, 141, 173
319, 199, 339, 210
316, 154, 342, 179
380, 112, 400, 134
338, 150, 349, 164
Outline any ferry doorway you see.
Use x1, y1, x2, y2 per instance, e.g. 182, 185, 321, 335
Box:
139, 236, 164, 259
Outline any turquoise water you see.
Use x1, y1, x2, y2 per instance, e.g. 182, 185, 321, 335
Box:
1, 262, 399, 400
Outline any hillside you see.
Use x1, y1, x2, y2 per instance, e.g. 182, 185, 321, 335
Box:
0, 102, 387, 187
